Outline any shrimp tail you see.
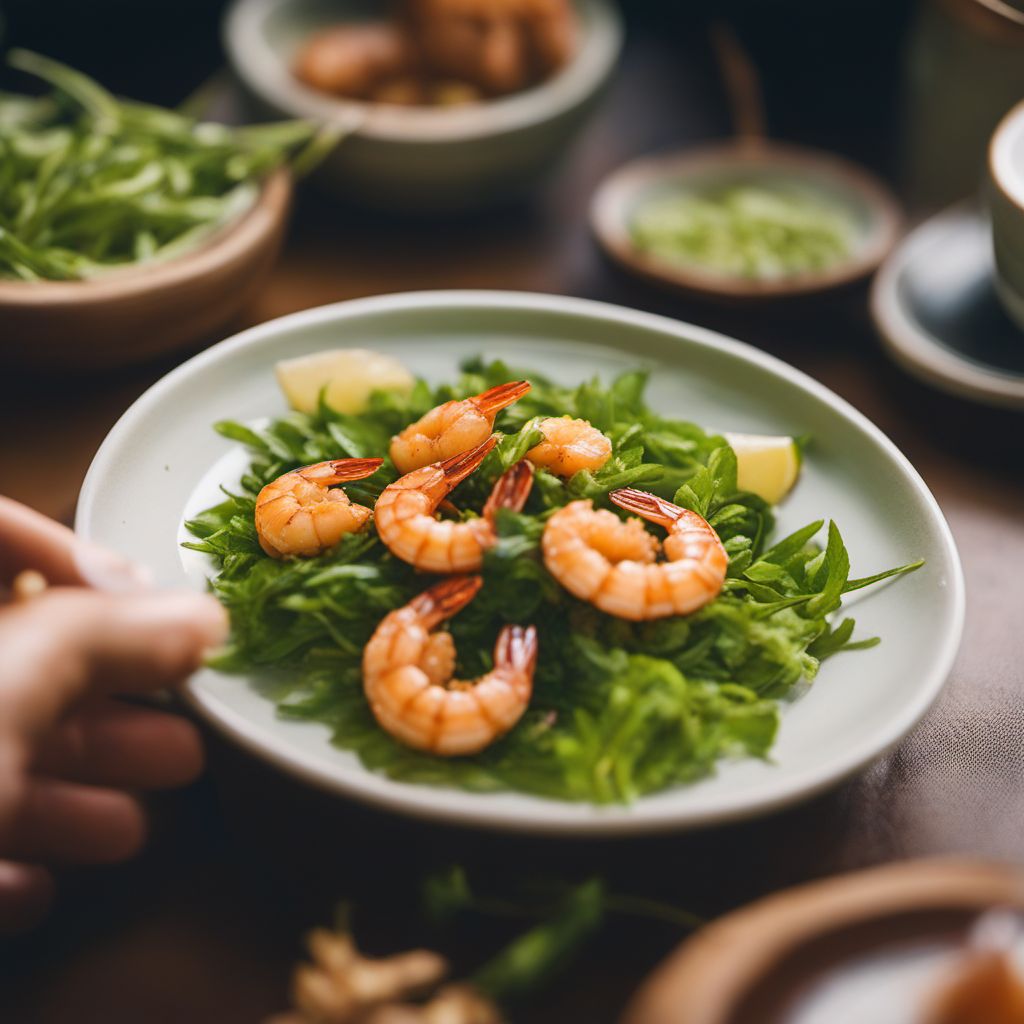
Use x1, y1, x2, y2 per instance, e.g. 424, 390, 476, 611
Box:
494, 624, 538, 677
325, 457, 385, 481
299, 457, 384, 485
609, 488, 685, 528
408, 575, 483, 628
436, 435, 499, 493
483, 459, 534, 522
471, 380, 532, 417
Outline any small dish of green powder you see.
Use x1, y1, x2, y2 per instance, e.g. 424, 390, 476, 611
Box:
591, 144, 903, 300
630, 182, 858, 280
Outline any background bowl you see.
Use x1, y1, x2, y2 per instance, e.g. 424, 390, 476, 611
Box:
0, 170, 291, 372
989, 98, 1024, 331
591, 142, 903, 301
223, 0, 623, 211
621, 859, 1024, 1024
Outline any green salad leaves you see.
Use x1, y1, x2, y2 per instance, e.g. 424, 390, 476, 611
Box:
185, 359, 921, 804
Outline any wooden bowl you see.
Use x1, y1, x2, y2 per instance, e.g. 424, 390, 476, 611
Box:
621, 859, 1024, 1024
0, 169, 292, 371
591, 141, 903, 301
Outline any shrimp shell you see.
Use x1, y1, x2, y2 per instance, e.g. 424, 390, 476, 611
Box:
389, 380, 530, 475
375, 440, 534, 573
542, 489, 727, 620
526, 416, 612, 477
363, 576, 538, 756
254, 457, 384, 559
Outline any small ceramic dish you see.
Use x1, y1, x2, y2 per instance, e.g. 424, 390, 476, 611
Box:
989, 97, 1024, 330
621, 859, 1024, 1024
871, 202, 1024, 410
223, 0, 622, 210
0, 170, 291, 372
590, 142, 903, 301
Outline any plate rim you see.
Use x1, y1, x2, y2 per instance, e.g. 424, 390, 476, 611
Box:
76, 289, 965, 836
870, 203, 1024, 410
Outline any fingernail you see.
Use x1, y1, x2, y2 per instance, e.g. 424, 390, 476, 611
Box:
160, 591, 229, 649
196, 595, 230, 649
73, 543, 153, 593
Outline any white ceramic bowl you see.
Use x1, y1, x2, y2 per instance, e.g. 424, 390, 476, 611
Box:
223, 0, 623, 210
76, 291, 964, 836
989, 98, 1024, 331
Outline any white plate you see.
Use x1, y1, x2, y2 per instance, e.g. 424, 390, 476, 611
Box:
77, 291, 964, 835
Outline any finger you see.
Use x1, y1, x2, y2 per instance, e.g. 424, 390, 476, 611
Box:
0, 588, 227, 741
0, 861, 55, 935
34, 702, 205, 790
0, 495, 150, 591
0, 779, 146, 864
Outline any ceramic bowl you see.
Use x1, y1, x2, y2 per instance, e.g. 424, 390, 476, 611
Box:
223, 0, 622, 211
989, 98, 1024, 331
871, 203, 1024, 409
0, 170, 291, 372
591, 142, 903, 301
621, 859, 1024, 1024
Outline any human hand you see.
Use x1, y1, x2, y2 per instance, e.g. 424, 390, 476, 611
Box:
0, 496, 227, 934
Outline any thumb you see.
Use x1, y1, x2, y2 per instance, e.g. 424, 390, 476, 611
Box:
0, 587, 227, 743
0, 496, 149, 592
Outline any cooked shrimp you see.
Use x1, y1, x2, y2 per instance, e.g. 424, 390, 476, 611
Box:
411, 0, 577, 94
363, 576, 538, 755
389, 380, 531, 474
375, 439, 534, 573
526, 416, 612, 477
541, 489, 727, 620
254, 458, 384, 559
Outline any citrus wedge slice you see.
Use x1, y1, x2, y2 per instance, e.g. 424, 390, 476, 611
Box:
275, 348, 414, 414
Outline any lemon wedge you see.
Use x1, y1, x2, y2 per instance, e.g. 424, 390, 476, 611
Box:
275, 348, 415, 414
723, 431, 801, 505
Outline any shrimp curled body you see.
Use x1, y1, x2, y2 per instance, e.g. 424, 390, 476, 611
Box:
542, 489, 728, 621
363, 576, 538, 756
389, 380, 531, 475
375, 439, 534, 574
255, 458, 384, 558
526, 416, 612, 477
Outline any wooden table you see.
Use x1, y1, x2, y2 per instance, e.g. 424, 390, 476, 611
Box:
3, 29, 1023, 1024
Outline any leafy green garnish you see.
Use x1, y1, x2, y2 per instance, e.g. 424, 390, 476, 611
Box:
422, 866, 699, 1002
0, 50, 340, 281
185, 359, 921, 804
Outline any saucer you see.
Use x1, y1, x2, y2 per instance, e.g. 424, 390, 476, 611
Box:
871, 204, 1024, 409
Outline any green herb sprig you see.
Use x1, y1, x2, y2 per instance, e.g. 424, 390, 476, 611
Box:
422, 866, 700, 1003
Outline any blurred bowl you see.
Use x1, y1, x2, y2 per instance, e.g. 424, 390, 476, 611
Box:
989, 98, 1024, 331
591, 142, 903, 301
0, 170, 291, 371
621, 859, 1024, 1024
223, 0, 623, 211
